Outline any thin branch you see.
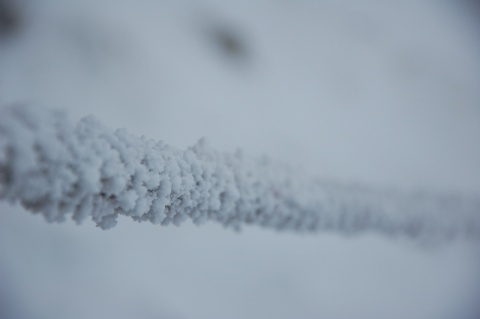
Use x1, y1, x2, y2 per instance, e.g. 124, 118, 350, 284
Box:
0, 104, 479, 244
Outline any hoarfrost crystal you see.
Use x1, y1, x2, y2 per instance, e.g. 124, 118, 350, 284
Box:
0, 105, 479, 243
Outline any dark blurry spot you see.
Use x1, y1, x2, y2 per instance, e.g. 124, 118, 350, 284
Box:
0, 0, 22, 38
214, 28, 245, 57
208, 24, 250, 64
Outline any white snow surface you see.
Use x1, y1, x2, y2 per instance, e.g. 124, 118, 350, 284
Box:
1, 1, 480, 319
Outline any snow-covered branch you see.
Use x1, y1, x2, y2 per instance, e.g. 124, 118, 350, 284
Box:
0, 104, 479, 243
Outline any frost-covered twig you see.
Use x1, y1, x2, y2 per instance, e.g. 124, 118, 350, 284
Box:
0, 104, 479, 243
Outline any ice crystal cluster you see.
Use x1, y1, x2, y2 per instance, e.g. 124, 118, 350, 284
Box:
0, 104, 479, 242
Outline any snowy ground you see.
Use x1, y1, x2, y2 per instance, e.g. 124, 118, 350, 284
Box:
1, 1, 480, 318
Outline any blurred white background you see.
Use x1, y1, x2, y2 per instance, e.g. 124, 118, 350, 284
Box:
1, 1, 480, 318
